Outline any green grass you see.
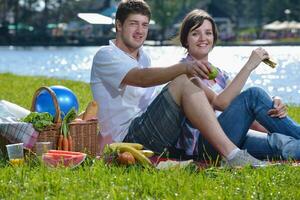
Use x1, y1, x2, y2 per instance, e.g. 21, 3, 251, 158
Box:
1, 161, 300, 199
0, 73, 92, 112
1, 73, 300, 199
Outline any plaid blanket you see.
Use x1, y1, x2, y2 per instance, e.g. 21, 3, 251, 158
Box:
0, 117, 38, 149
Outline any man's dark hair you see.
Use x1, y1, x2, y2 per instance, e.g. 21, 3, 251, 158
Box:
115, 0, 151, 25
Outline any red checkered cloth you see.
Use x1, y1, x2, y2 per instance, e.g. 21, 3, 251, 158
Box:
0, 120, 39, 149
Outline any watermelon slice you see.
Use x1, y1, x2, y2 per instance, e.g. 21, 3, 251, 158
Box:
42, 150, 87, 168
48, 150, 84, 155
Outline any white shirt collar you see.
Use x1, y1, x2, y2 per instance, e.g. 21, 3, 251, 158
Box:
109, 39, 144, 61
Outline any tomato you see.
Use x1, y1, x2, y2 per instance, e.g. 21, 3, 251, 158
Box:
117, 152, 135, 165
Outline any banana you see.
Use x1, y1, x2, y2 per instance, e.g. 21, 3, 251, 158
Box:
118, 145, 152, 166
139, 150, 154, 157
109, 142, 143, 150
263, 59, 276, 68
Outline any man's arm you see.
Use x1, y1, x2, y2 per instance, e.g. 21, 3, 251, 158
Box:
121, 61, 209, 87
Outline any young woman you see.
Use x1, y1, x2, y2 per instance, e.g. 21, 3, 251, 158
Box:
175, 9, 300, 161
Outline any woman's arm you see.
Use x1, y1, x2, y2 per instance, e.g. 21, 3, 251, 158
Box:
210, 47, 270, 110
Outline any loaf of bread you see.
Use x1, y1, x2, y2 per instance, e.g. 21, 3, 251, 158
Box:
82, 100, 98, 120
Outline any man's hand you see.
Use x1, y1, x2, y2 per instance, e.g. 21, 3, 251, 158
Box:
268, 96, 288, 118
185, 60, 210, 79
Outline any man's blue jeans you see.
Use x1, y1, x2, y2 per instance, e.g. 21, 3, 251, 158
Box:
216, 87, 300, 160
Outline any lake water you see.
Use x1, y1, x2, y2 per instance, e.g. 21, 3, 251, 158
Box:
0, 45, 300, 104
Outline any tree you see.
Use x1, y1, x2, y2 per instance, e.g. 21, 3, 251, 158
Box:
148, 0, 199, 43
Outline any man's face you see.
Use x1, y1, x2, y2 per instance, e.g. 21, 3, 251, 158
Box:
116, 14, 149, 52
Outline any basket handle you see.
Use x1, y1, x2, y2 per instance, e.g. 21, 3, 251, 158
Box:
30, 86, 62, 123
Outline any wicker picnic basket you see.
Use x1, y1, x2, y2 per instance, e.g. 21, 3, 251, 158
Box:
31, 86, 99, 156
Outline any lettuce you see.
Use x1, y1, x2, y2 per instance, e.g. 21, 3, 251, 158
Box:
21, 112, 54, 131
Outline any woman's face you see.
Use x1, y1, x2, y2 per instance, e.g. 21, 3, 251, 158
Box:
186, 19, 214, 61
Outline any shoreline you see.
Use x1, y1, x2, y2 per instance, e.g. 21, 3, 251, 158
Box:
1, 72, 300, 107
1, 40, 300, 48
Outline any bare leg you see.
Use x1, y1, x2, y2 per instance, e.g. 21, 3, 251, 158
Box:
168, 75, 236, 157
97, 133, 113, 156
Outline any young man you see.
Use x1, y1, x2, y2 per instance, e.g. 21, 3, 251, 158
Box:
90, 0, 268, 167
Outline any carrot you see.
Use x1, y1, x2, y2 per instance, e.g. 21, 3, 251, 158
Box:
63, 136, 69, 151
68, 133, 73, 151
57, 134, 63, 150
60, 108, 76, 151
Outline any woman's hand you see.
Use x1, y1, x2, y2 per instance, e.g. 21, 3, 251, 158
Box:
245, 47, 270, 71
185, 60, 210, 79
268, 96, 288, 118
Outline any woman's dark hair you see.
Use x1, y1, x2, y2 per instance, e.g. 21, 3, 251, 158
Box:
115, 0, 151, 25
179, 9, 218, 49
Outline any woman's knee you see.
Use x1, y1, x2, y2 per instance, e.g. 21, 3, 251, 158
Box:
243, 87, 269, 99
168, 75, 204, 105
169, 75, 192, 94
170, 75, 203, 91
167, 75, 188, 106
169, 75, 189, 88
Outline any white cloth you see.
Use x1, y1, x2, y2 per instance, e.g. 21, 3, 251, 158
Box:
90, 40, 156, 142
0, 100, 30, 119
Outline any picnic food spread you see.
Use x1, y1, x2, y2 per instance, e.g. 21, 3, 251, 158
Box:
21, 112, 54, 131
208, 65, 219, 80
57, 108, 77, 151
1, 85, 99, 158
117, 152, 136, 165
263, 58, 277, 68
9, 158, 25, 166
2, 86, 188, 170
82, 100, 98, 120
42, 149, 87, 168
105, 142, 154, 166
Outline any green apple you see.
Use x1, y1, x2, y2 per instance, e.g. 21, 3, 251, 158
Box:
208, 65, 219, 80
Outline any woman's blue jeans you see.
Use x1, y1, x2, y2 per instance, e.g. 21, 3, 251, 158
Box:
125, 85, 300, 160
216, 87, 300, 160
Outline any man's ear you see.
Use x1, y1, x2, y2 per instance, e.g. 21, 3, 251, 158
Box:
115, 19, 122, 32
